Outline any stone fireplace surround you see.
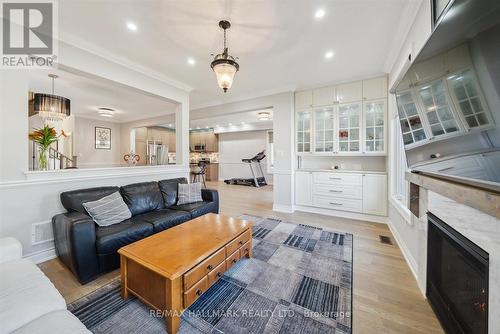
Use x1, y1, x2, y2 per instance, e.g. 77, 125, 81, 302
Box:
410, 189, 499, 333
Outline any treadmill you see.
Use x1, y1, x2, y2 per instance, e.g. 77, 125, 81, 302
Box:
224, 150, 268, 187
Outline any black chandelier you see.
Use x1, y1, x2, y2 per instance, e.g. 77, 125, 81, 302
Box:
210, 20, 239, 93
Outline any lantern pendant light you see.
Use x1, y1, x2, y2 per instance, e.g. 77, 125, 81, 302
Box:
210, 20, 239, 93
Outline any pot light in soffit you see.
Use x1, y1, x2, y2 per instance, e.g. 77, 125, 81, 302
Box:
210, 20, 240, 93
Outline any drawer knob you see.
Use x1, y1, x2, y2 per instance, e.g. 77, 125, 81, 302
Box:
329, 190, 342, 193
330, 202, 343, 206
245, 248, 249, 252
329, 177, 342, 180
232, 259, 237, 263
207, 264, 214, 270
217, 272, 222, 277
196, 289, 203, 296
239, 240, 244, 245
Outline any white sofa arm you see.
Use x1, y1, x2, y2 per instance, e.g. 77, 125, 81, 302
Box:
0, 237, 23, 263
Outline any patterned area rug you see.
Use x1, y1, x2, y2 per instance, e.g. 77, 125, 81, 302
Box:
68, 215, 353, 333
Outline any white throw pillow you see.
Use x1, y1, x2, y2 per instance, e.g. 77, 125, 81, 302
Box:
177, 182, 203, 205
82, 192, 132, 227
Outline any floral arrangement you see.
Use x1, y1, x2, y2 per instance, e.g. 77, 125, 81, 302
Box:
29, 125, 66, 170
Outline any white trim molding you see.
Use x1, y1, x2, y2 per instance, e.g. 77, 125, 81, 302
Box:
273, 204, 294, 213
387, 219, 419, 287
294, 205, 388, 224
25, 247, 57, 264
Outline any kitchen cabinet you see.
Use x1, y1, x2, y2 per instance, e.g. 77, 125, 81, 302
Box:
205, 163, 219, 181
362, 76, 387, 100
294, 170, 387, 217
313, 86, 335, 106
295, 76, 387, 156
295, 171, 313, 206
363, 99, 387, 154
336, 81, 362, 103
189, 132, 218, 152
362, 174, 387, 216
295, 90, 313, 109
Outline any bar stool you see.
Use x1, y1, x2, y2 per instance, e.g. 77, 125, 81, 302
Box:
191, 161, 208, 188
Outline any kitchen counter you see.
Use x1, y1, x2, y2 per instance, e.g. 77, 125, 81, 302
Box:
296, 168, 387, 175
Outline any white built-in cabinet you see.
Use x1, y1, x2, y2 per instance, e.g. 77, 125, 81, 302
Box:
295, 76, 387, 156
295, 171, 387, 217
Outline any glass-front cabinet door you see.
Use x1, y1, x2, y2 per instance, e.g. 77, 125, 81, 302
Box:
447, 69, 492, 130
418, 79, 461, 138
396, 90, 428, 147
338, 102, 361, 153
364, 99, 386, 153
314, 106, 336, 153
296, 109, 311, 153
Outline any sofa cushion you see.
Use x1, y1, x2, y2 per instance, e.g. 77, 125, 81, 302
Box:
61, 187, 120, 214
158, 178, 187, 207
0, 259, 67, 334
177, 182, 203, 205
120, 181, 164, 216
12, 310, 90, 334
171, 201, 217, 219
82, 192, 132, 227
95, 220, 154, 255
134, 209, 191, 233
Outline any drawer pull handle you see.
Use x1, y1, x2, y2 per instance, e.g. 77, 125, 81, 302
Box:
329, 190, 343, 193
207, 264, 214, 270
329, 202, 343, 206
196, 289, 203, 296
232, 259, 237, 263
217, 272, 223, 277
238, 240, 244, 245
329, 177, 342, 180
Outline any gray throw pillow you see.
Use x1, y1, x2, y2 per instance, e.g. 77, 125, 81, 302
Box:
82, 191, 132, 227
177, 182, 203, 205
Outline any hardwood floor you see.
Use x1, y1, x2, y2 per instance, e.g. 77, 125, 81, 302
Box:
39, 181, 443, 334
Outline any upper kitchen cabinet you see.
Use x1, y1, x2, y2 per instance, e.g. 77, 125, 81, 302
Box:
336, 81, 362, 103
362, 76, 387, 100
363, 99, 387, 154
296, 109, 312, 153
295, 90, 313, 109
313, 86, 336, 106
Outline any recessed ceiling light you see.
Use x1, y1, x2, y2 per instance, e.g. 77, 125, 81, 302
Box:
187, 57, 196, 66
228, 123, 232, 126
315, 9, 326, 19
215, 124, 219, 127
241, 122, 245, 125
324, 50, 334, 59
126, 22, 138, 32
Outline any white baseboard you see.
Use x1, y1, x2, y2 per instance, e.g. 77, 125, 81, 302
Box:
387, 219, 421, 293
25, 246, 57, 264
273, 204, 294, 213
294, 205, 388, 224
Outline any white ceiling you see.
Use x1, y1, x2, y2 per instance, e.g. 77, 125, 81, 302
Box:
28, 69, 178, 123
58, 0, 417, 109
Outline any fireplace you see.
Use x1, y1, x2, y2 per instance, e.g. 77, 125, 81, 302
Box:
427, 213, 489, 334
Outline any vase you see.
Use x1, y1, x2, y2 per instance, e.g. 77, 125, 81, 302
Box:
38, 146, 49, 171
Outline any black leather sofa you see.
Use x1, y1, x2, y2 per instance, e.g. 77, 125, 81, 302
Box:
52, 178, 219, 284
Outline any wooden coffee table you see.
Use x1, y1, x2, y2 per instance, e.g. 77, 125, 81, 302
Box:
118, 213, 253, 334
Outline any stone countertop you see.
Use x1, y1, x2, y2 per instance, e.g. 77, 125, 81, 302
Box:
296, 168, 387, 175
406, 171, 499, 219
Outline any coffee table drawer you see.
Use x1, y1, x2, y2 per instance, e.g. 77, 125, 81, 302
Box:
226, 250, 241, 270
226, 229, 251, 256
239, 241, 251, 258
183, 247, 225, 290
207, 261, 226, 287
184, 276, 208, 308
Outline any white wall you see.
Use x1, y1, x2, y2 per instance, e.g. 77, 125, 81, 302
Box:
0, 40, 190, 261
218, 130, 273, 184
192, 92, 295, 212
74, 117, 123, 168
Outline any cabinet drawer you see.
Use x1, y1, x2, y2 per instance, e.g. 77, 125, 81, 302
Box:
313, 184, 362, 199
239, 240, 251, 258
207, 261, 226, 287
225, 229, 251, 256
313, 172, 362, 186
226, 250, 241, 270
183, 247, 225, 290
313, 195, 362, 212
184, 276, 208, 308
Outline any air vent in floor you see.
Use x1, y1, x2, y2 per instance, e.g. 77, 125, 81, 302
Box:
379, 235, 393, 245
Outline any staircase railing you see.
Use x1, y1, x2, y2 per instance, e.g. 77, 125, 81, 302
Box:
31, 140, 78, 170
